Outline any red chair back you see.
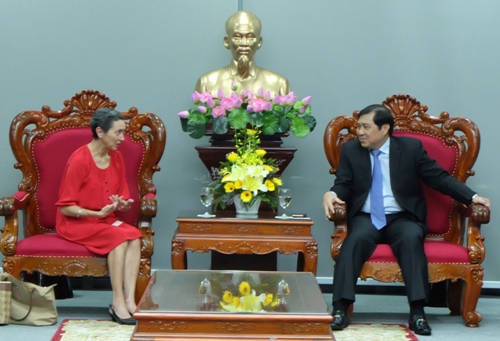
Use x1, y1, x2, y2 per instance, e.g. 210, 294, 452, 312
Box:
33, 128, 145, 229
393, 131, 457, 236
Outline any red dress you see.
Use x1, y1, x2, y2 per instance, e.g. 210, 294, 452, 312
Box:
56, 145, 142, 255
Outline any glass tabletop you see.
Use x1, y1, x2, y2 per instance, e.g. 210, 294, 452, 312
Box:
139, 269, 328, 315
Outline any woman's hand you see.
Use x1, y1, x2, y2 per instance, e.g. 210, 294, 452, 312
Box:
99, 202, 118, 218
109, 195, 134, 212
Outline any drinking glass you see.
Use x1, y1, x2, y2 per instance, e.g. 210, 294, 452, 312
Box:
276, 188, 292, 219
198, 277, 214, 309
198, 187, 215, 218
276, 279, 290, 306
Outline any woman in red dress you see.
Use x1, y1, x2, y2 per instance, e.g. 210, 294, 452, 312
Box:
56, 108, 142, 325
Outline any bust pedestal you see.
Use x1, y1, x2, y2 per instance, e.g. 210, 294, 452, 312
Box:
195, 144, 297, 180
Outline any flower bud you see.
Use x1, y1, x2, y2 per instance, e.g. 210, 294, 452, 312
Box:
227, 152, 238, 163
272, 178, 282, 186
218, 88, 225, 99
177, 110, 190, 119
255, 149, 266, 157
191, 91, 201, 103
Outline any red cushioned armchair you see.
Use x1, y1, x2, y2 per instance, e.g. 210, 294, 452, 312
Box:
0, 90, 166, 302
323, 94, 490, 327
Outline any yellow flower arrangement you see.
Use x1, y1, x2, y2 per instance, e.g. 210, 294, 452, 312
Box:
210, 127, 283, 210
201, 273, 285, 313
218, 277, 281, 313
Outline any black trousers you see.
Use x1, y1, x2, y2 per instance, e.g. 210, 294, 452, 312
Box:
332, 212, 429, 305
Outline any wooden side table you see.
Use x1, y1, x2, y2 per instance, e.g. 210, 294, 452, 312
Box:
171, 211, 318, 275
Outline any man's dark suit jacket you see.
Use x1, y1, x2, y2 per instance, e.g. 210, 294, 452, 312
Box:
331, 136, 475, 232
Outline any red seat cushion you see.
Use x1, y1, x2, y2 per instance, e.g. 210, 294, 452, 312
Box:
16, 234, 104, 258
367, 241, 470, 265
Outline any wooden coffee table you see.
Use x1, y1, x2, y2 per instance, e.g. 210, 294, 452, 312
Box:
131, 270, 334, 340
171, 211, 318, 275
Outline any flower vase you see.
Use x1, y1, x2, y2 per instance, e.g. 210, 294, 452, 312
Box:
234, 196, 261, 218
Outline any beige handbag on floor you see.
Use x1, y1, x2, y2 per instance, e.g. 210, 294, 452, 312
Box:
0, 280, 12, 325
0, 273, 58, 326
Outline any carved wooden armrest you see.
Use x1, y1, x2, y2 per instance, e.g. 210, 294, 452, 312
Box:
329, 202, 347, 260
139, 193, 157, 219
138, 194, 157, 258
0, 192, 30, 257
465, 203, 490, 264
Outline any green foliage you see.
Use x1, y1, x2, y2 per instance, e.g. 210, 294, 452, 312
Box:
228, 108, 250, 130
212, 116, 229, 134
261, 113, 280, 135
186, 112, 207, 139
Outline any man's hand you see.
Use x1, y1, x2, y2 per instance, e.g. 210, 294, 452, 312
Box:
323, 192, 345, 220
472, 195, 491, 210
109, 195, 134, 212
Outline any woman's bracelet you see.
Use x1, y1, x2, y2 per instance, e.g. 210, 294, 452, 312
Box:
77, 208, 82, 218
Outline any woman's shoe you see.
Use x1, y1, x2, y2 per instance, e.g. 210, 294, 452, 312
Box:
109, 305, 136, 325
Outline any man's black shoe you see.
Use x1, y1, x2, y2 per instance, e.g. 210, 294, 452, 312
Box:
408, 314, 432, 335
330, 310, 348, 330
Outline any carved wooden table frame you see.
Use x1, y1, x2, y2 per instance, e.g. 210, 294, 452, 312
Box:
171, 212, 318, 275
131, 270, 333, 340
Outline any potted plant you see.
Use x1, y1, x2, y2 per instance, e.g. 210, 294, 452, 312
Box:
208, 127, 282, 214
178, 84, 315, 140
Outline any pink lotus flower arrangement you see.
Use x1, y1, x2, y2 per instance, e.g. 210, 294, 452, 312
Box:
178, 84, 315, 139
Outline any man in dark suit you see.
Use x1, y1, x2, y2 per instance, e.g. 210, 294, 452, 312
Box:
322, 104, 490, 336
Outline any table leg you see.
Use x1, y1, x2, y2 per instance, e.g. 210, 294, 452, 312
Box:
171, 238, 187, 269
302, 241, 318, 275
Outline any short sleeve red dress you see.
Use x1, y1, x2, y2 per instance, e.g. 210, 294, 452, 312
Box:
55, 145, 142, 255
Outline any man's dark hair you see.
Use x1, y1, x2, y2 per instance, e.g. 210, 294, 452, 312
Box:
90, 108, 124, 139
358, 104, 394, 136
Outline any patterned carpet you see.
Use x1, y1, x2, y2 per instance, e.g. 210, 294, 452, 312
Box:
51, 320, 134, 341
334, 323, 419, 340
51, 319, 418, 341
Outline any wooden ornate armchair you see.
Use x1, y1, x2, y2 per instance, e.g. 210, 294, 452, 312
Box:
323, 94, 490, 327
0, 90, 166, 302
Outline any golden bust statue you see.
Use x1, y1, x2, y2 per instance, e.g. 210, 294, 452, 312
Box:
195, 11, 291, 97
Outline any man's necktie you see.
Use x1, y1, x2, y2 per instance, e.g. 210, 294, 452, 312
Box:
370, 150, 386, 230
